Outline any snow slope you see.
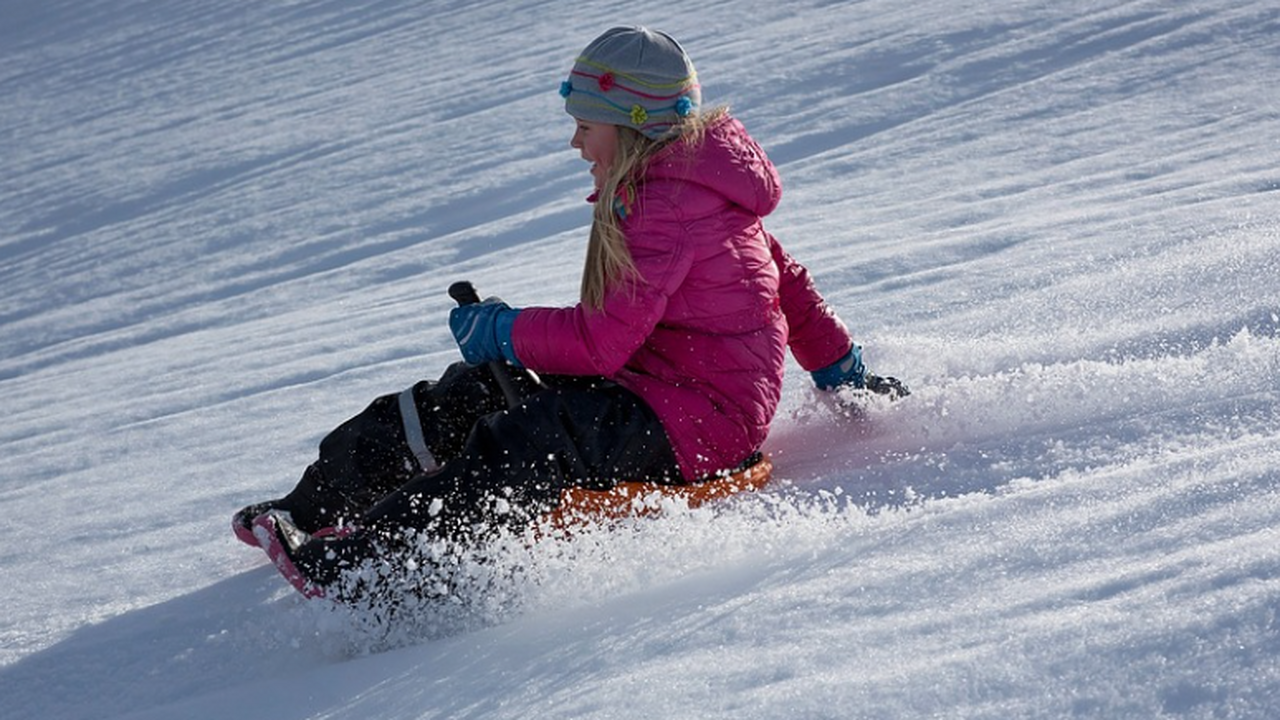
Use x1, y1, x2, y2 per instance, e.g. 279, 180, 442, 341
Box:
2, 0, 1279, 717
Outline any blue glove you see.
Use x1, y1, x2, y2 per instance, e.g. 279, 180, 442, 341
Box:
811, 345, 866, 390
449, 299, 522, 367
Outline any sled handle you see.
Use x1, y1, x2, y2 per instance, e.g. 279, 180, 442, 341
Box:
448, 280, 524, 409
447, 280, 483, 306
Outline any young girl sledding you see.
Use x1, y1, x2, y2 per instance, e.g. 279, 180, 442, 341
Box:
235, 26, 905, 602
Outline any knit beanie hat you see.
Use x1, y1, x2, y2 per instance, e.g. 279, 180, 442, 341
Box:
560, 26, 701, 139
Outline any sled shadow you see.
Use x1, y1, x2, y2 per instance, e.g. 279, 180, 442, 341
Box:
0, 565, 328, 720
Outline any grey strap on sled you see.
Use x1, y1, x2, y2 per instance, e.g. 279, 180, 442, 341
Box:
398, 385, 439, 473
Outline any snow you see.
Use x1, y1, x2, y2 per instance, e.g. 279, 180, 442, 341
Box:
2, 0, 1278, 717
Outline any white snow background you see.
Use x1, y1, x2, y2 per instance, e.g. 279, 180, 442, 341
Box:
3, 0, 1279, 717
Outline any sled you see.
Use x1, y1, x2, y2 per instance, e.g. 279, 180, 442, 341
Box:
540, 453, 774, 530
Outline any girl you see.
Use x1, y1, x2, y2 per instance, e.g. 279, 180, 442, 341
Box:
237, 26, 902, 601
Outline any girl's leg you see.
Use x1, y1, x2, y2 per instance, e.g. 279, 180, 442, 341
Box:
361, 378, 680, 541
259, 378, 679, 601
234, 362, 520, 535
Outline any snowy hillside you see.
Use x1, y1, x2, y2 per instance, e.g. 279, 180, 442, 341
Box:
2, 0, 1279, 717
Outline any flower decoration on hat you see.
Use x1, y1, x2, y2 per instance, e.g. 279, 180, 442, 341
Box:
562, 27, 703, 139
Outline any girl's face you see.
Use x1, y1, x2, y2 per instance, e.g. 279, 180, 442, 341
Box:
570, 119, 618, 190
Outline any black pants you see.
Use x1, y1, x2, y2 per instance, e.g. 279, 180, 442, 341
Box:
282, 362, 681, 541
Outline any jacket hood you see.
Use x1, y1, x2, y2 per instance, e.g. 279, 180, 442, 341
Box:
643, 115, 782, 217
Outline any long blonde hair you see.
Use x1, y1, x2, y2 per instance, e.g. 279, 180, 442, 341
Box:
580, 108, 728, 310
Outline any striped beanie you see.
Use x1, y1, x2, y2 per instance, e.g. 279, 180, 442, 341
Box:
560, 26, 701, 139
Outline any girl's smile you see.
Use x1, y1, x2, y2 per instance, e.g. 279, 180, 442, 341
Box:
570, 119, 618, 190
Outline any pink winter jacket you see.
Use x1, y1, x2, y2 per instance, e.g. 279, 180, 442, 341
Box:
513, 116, 852, 480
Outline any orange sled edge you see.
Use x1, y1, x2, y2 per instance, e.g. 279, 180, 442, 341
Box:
540, 453, 774, 530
